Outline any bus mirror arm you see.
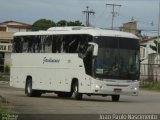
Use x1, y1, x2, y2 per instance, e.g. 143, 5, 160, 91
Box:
88, 42, 98, 56
140, 58, 145, 62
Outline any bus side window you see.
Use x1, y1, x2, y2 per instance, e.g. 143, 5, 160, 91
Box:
61, 35, 70, 53
13, 37, 23, 53
27, 37, 33, 53
35, 35, 45, 53
78, 35, 91, 57
13, 38, 18, 53
36, 36, 41, 53
63, 35, 71, 53
45, 36, 52, 53
41, 36, 46, 53
56, 36, 63, 53
52, 36, 57, 53
32, 36, 37, 53
67, 35, 81, 53
22, 37, 28, 53
68, 36, 76, 53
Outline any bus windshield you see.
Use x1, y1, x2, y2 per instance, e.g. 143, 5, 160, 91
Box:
93, 36, 140, 80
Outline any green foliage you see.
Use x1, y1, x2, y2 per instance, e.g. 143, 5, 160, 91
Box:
143, 82, 160, 90
32, 19, 84, 31
4, 65, 10, 74
0, 98, 13, 119
32, 19, 56, 31
57, 20, 83, 26
143, 83, 153, 89
152, 82, 160, 89
68, 20, 83, 26
56, 20, 68, 26
150, 40, 160, 53
0, 106, 12, 115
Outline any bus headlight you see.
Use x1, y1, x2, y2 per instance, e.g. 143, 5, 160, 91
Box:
95, 85, 102, 90
134, 87, 138, 91
131, 86, 138, 91
95, 85, 100, 89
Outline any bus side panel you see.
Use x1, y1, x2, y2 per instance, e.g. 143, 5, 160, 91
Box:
10, 53, 58, 90
28, 68, 57, 91
10, 67, 26, 88
10, 53, 91, 93
52, 55, 91, 93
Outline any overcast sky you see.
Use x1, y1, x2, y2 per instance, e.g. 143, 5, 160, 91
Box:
0, 0, 159, 36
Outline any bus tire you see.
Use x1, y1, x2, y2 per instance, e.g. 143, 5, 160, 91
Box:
25, 78, 41, 97
73, 82, 82, 100
112, 95, 120, 102
26, 79, 34, 97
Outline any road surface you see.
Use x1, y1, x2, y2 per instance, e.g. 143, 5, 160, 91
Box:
0, 83, 160, 120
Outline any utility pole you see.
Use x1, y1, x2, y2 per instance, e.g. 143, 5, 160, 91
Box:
157, 0, 160, 64
106, 3, 121, 29
158, 0, 160, 54
83, 6, 95, 27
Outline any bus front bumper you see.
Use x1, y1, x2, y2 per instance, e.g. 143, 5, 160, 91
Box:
91, 80, 139, 96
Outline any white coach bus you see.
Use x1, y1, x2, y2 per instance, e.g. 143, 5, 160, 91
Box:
10, 27, 140, 101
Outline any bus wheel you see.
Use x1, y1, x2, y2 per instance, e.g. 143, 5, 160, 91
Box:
26, 79, 41, 97
73, 82, 82, 100
112, 95, 120, 102
26, 80, 34, 97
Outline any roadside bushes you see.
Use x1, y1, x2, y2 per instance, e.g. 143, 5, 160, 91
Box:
4, 65, 10, 74
143, 82, 160, 90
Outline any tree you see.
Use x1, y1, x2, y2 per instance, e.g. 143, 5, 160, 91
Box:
150, 40, 160, 53
67, 20, 83, 26
56, 20, 83, 26
56, 20, 68, 26
32, 19, 56, 31
74, 20, 84, 26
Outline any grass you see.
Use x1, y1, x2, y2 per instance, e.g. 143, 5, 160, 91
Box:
0, 77, 15, 120
142, 82, 160, 91
0, 96, 14, 120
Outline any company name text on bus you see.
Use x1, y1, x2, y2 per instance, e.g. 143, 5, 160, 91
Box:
43, 57, 60, 64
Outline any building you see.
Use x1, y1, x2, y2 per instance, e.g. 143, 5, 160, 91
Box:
140, 36, 160, 82
0, 20, 32, 73
0, 32, 13, 72
0, 20, 32, 32
123, 21, 141, 37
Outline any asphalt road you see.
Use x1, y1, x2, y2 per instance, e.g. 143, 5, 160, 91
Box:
0, 83, 160, 120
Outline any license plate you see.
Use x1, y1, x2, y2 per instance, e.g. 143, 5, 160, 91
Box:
113, 88, 122, 93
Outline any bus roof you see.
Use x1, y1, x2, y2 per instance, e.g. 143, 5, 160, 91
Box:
14, 26, 139, 39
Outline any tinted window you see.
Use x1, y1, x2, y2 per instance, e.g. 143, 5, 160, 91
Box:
94, 36, 139, 50
13, 34, 93, 53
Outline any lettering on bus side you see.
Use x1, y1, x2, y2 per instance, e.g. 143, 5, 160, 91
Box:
43, 57, 60, 64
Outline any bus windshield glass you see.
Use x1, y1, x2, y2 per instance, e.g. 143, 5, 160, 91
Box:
94, 36, 140, 80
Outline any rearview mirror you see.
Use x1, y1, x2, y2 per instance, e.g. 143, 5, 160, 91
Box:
88, 42, 98, 56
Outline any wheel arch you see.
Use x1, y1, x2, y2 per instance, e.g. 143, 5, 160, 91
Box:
71, 78, 79, 92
